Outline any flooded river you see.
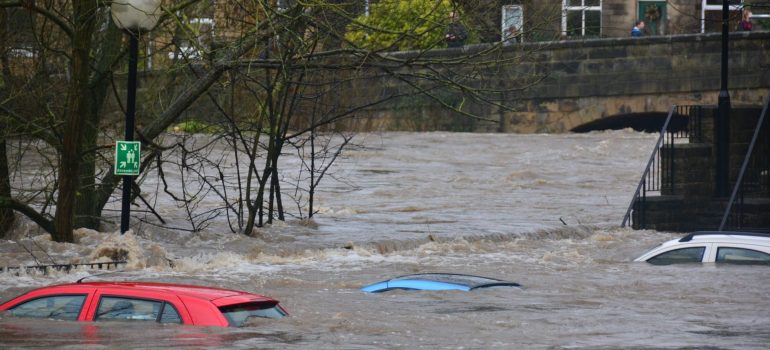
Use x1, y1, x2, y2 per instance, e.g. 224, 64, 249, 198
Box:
1, 131, 769, 349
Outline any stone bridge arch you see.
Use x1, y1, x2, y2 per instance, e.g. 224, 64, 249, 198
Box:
571, 111, 675, 133
526, 92, 721, 133
496, 32, 770, 133
513, 88, 768, 133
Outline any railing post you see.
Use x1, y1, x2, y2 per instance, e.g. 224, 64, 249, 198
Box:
639, 181, 647, 230
716, 0, 731, 197
669, 130, 672, 192
739, 183, 744, 229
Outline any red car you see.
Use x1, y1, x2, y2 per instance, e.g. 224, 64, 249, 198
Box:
0, 281, 287, 327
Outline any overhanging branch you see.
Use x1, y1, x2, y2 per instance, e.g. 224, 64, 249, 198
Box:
0, 196, 56, 235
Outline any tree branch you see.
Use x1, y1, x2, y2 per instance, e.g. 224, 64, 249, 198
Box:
0, 196, 56, 235
0, 0, 74, 39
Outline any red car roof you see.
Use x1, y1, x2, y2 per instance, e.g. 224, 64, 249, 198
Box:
38, 281, 274, 303
1, 281, 286, 327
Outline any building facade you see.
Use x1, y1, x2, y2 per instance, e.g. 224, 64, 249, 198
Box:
2, 1, 764, 64
505, 0, 763, 42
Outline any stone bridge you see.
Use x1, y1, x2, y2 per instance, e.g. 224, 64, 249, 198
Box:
342, 32, 770, 133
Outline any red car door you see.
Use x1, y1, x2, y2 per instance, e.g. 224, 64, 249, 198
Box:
0, 285, 96, 322
84, 288, 193, 325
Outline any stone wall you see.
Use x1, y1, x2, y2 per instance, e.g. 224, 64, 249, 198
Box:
333, 32, 770, 133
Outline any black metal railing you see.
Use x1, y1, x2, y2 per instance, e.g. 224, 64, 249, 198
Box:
720, 94, 770, 231
685, 105, 705, 143
621, 105, 704, 228
2, 261, 127, 276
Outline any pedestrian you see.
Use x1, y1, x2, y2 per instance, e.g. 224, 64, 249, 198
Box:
504, 24, 520, 44
738, 9, 752, 31
445, 11, 468, 48
631, 20, 645, 37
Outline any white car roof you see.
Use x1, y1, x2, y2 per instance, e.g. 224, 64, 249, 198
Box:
675, 231, 770, 245
635, 231, 770, 262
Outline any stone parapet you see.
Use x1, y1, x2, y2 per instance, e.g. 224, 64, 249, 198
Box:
339, 32, 770, 133
107, 33, 770, 134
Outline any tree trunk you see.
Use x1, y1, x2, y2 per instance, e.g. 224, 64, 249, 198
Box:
0, 140, 13, 237
74, 24, 123, 230
256, 156, 272, 227
0, 9, 14, 237
308, 125, 315, 218
73, 98, 101, 230
272, 138, 284, 221
53, 1, 97, 242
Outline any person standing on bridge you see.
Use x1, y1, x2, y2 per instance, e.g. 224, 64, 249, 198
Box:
445, 11, 468, 48
738, 9, 752, 31
631, 20, 645, 37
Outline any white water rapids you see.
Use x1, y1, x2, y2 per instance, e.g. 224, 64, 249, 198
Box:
1, 131, 768, 349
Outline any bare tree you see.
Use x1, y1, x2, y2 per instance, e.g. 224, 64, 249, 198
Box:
0, 0, 561, 241
0, 8, 12, 237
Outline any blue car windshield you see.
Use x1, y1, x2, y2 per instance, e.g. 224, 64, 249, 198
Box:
391, 274, 504, 288
361, 273, 521, 292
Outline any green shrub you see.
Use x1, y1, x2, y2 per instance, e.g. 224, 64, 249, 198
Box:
345, 0, 465, 51
171, 120, 221, 134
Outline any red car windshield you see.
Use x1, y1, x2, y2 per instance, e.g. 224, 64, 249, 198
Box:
219, 301, 286, 327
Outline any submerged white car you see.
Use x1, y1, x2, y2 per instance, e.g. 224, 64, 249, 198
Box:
635, 231, 770, 265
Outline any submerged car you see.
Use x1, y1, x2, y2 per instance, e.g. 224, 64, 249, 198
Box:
0, 281, 287, 327
361, 273, 521, 293
635, 231, 770, 265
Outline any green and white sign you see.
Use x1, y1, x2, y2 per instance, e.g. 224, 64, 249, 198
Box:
114, 141, 141, 176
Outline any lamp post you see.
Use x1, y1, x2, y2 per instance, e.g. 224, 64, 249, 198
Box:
716, 0, 731, 197
111, 0, 161, 234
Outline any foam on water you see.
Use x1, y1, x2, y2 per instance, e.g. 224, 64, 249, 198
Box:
83, 230, 172, 270
0, 223, 668, 290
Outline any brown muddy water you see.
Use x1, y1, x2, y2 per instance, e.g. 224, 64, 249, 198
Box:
1, 131, 769, 349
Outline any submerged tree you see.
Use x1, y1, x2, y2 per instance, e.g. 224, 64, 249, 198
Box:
0, 0, 561, 241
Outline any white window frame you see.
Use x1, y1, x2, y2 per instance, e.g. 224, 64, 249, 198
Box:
502, 5, 524, 43
701, 0, 743, 33
10, 48, 36, 58
562, 0, 602, 37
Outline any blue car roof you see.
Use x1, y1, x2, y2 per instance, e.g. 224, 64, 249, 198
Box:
360, 273, 521, 293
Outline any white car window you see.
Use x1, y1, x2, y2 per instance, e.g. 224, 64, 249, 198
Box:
716, 247, 770, 264
159, 303, 182, 324
647, 247, 706, 265
96, 297, 161, 322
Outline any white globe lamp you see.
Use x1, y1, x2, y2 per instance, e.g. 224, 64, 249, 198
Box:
111, 0, 162, 33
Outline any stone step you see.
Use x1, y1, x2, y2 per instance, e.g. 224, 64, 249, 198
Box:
632, 195, 770, 232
